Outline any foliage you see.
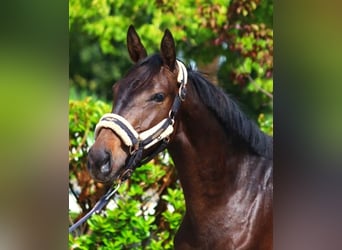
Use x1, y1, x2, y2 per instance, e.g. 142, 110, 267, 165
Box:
258, 113, 273, 135
69, 98, 185, 249
69, 1, 273, 130
69, 97, 112, 228
69, 97, 111, 164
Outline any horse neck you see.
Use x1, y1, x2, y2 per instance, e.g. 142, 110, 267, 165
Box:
168, 81, 266, 212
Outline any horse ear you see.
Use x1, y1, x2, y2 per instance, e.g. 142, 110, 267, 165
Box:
160, 29, 176, 71
127, 25, 147, 63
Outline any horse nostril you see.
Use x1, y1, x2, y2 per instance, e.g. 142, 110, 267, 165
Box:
100, 152, 111, 174
88, 148, 112, 175
100, 157, 111, 174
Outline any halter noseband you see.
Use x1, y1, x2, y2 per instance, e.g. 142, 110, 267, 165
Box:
94, 60, 188, 180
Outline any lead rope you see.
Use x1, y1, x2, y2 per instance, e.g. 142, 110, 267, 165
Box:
69, 181, 122, 233
69, 145, 144, 234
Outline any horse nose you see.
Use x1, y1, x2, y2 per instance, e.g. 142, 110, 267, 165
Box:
87, 147, 112, 175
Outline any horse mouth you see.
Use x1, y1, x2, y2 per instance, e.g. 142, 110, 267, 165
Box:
89, 164, 120, 183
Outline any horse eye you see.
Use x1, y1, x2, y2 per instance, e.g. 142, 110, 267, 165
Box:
151, 93, 165, 102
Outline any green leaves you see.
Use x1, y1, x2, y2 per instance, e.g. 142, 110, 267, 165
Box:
70, 158, 184, 248
69, 97, 111, 162
258, 113, 273, 136
70, 0, 273, 129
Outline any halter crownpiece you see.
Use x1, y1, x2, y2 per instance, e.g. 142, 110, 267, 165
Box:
176, 60, 188, 85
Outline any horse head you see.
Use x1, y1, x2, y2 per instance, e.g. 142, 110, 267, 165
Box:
87, 26, 185, 183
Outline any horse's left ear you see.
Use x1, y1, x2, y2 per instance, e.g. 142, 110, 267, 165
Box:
160, 29, 176, 71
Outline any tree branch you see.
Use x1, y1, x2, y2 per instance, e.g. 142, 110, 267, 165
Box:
246, 74, 273, 100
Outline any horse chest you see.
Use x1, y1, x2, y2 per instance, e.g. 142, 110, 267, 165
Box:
174, 188, 272, 250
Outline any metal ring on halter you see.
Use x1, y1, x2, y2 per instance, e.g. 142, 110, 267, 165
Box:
168, 110, 177, 124
168, 109, 173, 119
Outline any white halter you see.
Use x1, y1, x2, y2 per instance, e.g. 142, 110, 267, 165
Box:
94, 60, 188, 151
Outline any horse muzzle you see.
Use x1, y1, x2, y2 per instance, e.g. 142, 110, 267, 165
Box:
87, 128, 128, 183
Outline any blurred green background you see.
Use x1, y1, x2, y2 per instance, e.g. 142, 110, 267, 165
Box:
69, 0, 273, 127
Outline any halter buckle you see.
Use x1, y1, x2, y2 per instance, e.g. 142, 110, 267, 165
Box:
168, 109, 177, 122
164, 136, 171, 144
129, 142, 140, 155
120, 168, 133, 181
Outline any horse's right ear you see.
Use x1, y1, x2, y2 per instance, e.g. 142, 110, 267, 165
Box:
160, 29, 176, 71
127, 25, 147, 63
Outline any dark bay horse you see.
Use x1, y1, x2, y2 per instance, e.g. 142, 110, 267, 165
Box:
87, 25, 273, 250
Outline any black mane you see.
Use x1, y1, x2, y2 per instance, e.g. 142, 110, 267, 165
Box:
128, 54, 273, 159
188, 69, 273, 159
